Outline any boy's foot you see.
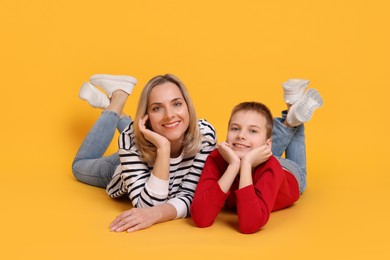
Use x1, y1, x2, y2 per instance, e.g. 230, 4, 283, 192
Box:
286, 88, 323, 127
90, 74, 137, 98
79, 82, 110, 109
282, 79, 310, 105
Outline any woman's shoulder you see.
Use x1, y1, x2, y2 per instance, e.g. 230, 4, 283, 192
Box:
118, 121, 136, 150
197, 119, 217, 148
197, 119, 216, 137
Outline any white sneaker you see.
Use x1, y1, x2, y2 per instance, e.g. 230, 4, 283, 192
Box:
90, 74, 137, 98
286, 88, 323, 127
282, 79, 310, 105
79, 82, 110, 109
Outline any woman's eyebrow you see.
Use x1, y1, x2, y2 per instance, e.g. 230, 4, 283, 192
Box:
171, 97, 184, 102
149, 97, 184, 106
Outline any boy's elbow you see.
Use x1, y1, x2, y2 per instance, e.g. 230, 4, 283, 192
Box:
238, 216, 268, 234
191, 211, 214, 228
239, 224, 262, 234
192, 218, 213, 228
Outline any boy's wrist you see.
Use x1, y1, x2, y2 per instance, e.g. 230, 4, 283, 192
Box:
227, 162, 240, 173
240, 157, 254, 169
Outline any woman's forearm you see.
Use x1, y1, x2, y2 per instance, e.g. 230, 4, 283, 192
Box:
153, 203, 178, 223
151, 146, 171, 180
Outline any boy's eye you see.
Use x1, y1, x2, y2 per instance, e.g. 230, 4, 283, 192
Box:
230, 127, 239, 131
250, 129, 258, 134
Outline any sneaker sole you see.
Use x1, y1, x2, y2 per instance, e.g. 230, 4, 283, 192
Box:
294, 88, 323, 122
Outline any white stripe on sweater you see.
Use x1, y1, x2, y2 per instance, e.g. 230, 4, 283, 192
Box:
106, 119, 216, 218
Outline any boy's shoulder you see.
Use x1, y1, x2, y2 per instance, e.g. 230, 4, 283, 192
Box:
207, 149, 228, 165
256, 155, 283, 172
209, 148, 222, 159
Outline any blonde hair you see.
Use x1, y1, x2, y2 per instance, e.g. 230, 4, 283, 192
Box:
134, 74, 202, 164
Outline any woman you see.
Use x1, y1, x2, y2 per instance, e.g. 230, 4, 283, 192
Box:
72, 74, 216, 232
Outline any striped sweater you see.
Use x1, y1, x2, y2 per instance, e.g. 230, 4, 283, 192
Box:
106, 119, 216, 218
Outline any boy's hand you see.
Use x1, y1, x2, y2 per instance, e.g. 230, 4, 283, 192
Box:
241, 144, 272, 168
218, 142, 240, 166
139, 115, 170, 150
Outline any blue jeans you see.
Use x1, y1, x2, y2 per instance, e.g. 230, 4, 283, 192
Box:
272, 111, 307, 193
72, 110, 131, 188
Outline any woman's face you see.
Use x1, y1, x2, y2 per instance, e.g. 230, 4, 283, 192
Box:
147, 82, 190, 147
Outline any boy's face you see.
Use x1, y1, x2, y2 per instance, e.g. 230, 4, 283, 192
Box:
226, 110, 270, 158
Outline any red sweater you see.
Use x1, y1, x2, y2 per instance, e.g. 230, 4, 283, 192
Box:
191, 149, 300, 234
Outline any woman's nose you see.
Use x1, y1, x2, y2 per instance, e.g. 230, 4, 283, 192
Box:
164, 107, 175, 118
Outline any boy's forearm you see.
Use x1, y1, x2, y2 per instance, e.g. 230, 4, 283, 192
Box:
218, 163, 240, 193
239, 162, 253, 189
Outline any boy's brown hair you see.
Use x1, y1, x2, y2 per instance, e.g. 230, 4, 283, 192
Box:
229, 101, 274, 139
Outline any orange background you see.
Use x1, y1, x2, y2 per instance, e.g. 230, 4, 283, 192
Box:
1, 0, 389, 259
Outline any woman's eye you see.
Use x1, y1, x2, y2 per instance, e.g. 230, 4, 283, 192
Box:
174, 102, 182, 107
152, 106, 162, 112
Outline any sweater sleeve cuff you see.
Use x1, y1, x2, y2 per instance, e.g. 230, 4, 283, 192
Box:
167, 198, 186, 219
145, 173, 169, 197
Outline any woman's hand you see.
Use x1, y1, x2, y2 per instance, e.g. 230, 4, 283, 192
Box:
110, 207, 160, 233
110, 204, 177, 233
138, 114, 170, 150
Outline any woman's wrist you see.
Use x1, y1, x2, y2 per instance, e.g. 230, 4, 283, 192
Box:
156, 141, 170, 154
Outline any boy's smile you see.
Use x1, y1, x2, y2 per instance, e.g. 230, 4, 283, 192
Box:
226, 110, 269, 158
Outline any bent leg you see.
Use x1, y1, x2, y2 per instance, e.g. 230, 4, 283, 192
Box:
272, 111, 307, 193
72, 110, 121, 187
74, 110, 120, 161
285, 123, 306, 176
117, 116, 131, 134
276, 157, 306, 193
72, 154, 120, 188
284, 123, 307, 193
271, 111, 296, 157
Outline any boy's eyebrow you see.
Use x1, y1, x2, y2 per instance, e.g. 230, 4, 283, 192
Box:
230, 122, 262, 127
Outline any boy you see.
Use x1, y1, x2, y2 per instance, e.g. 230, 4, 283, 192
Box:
191, 79, 323, 234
